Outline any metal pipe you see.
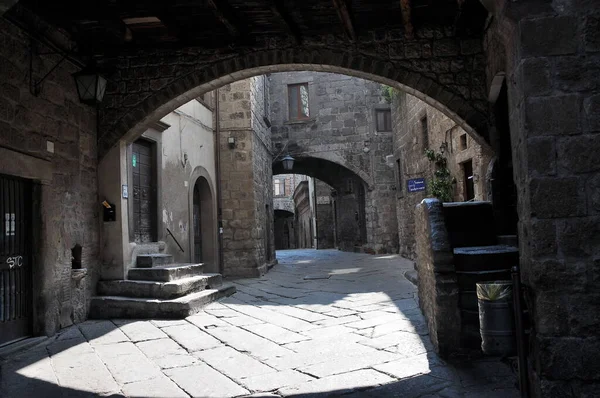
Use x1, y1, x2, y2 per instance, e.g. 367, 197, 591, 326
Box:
512, 265, 530, 398
214, 89, 224, 275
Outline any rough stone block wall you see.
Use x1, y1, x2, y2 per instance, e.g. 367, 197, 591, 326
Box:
269, 71, 398, 253
218, 76, 273, 277
415, 199, 461, 358
250, 75, 275, 272
392, 90, 494, 260
497, 1, 600, 396
0, 19, 99, 335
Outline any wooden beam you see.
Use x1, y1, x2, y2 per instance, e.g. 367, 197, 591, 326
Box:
400, 0, 414, 39
270, 0, 302, 44
206, 0, 243, 37
331, 0, 356, 42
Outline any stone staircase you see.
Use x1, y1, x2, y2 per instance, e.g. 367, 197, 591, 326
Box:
90, 253, 235, 319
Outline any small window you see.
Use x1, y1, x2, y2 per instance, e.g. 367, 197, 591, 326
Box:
460, 134, 468, 150
376, 109, 392, 132
274, 178, 286, 197
420, 115, 429, 151
288, 83, 310, 120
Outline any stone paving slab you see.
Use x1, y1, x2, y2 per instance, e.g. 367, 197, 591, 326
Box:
114, 319, 168, 342
161, 322, 222, 352
194, 346, 276, 381
165, 363, 250, 397
136, 338, 198, 369
278, 368, 395, 397
0, 249, 518, 398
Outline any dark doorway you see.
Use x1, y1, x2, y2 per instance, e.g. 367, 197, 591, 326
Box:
193, 183, 203, 263
0, 174, 33, 346
191, 177, 215, 269
463, 160, 475, 201
132, 139, 157, 242
265, 205, 272, 262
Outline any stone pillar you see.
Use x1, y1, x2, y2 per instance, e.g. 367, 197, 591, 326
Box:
415, 199, 461, 358
499, 1, 600, 396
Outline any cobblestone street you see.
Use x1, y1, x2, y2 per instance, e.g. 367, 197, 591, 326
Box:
1, 250, 518, 397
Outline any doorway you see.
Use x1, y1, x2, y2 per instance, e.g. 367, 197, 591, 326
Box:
462, 160, 475, 201
132, 139, 157, 242
191, 177, 215, 269
0, 174, 33, 346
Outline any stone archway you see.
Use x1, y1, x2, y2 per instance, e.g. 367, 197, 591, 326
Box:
100, 53, 491, 158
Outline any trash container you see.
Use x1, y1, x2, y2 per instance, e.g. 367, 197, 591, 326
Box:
477, 280, 516, 356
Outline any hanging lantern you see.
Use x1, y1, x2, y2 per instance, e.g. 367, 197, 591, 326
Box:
73, 66, 107, 105
281, 154, 295, 171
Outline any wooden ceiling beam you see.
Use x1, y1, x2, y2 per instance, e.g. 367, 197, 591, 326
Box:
400, 0, 414, 39
331, 0, 356, 42
206, 0, 244, 38
269, 0, 302, 44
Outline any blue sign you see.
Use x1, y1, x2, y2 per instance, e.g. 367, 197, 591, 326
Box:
407, 178, 426, 193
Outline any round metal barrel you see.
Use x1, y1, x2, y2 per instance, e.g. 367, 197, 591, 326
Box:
477, 281, 516, 356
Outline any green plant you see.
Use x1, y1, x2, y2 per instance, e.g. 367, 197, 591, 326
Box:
381, 85, 398, 103
425, 149, 454, 202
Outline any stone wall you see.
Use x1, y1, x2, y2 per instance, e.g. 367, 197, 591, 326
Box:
392, 90, 494, 260
269, 71, 398, 253
293, 181, 313, 248
154, 99, 217, 269
495, 1, 600, 396
218, 77, 273, 277
0, 18, 99, 335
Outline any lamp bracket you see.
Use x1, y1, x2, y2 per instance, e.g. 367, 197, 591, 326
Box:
29, 38, 70, 96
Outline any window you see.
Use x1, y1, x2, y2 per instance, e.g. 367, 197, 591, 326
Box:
460, 134, 468, 150
274, 178, 286, 197
420, 115, 429, 151
376, 109, 392, 132
288, 83, 310, 120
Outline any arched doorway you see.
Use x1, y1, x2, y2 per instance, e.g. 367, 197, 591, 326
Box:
191, 176, 216, 271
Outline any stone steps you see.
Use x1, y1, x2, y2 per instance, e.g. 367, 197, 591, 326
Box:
89, 284, 236, 319
136, 253, 174, 268
128, 263, 204, 282
97, 274, 223, 300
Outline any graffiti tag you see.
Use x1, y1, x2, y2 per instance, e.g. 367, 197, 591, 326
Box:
6, 256, 23, 269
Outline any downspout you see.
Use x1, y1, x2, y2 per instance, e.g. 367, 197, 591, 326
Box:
214, 89, 224, 275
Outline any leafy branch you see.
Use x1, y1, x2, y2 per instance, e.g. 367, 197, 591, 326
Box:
381, 85, 398, 104
425, 149, 455, 202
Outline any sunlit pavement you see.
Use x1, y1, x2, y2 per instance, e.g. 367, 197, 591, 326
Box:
0, 249, 518, 397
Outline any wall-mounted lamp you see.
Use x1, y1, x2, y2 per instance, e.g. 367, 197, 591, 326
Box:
73, 65, 107, 105
227, 136, 235, 149
281, 154, 295, 171
439, 142, 449, 154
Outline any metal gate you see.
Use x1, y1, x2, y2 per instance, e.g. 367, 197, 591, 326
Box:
0, 174, 32, 346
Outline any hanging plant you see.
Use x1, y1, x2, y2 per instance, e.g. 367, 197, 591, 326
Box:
425, 149, 455, 202
381, 85, 398, 104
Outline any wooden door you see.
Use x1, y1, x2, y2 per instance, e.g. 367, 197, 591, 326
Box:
463, 160, 475, 201
132, 140, 157, 242
0, 174, 32, 346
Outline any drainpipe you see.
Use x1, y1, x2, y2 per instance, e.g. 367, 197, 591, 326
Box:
214, 89, 224, 275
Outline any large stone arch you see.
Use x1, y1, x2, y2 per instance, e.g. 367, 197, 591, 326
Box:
99, 45, 490, 158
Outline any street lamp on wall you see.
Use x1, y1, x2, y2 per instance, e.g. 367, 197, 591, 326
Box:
73, 66, 107, 105
281, 154, 295, 171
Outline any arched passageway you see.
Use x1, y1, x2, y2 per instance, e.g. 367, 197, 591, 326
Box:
2, 1, 598, 395
273, 209, 294, 250
273, 158, 369, 252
